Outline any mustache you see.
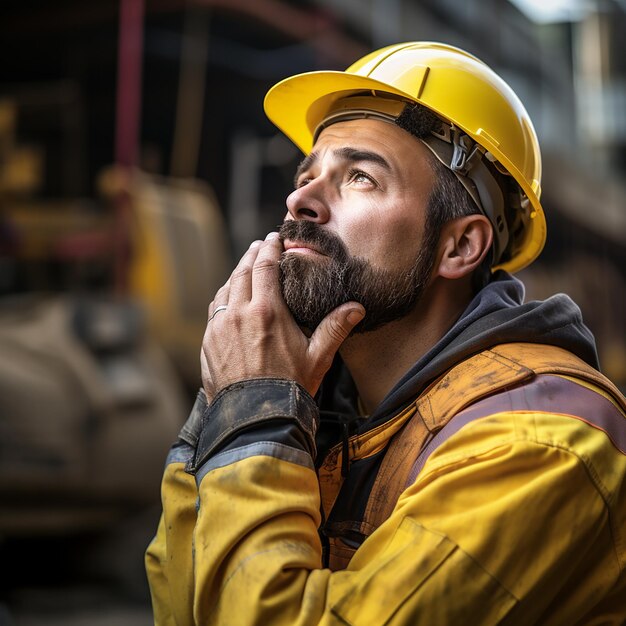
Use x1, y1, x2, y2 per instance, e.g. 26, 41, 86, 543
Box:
278, 221, 350, 263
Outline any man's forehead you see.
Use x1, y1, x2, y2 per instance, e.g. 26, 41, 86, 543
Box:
295, 118, 430, 177
313, 117, 429, 157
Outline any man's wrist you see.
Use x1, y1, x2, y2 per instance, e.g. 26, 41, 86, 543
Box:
188, 378, 319, 475
177, 388, 208, 448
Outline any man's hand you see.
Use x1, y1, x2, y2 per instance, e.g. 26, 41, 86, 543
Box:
201, 232, 365, 401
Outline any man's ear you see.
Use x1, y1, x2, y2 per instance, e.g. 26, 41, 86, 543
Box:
435, 214, 493, 280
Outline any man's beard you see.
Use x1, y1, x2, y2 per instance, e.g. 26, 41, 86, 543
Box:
278, 220, 438, 334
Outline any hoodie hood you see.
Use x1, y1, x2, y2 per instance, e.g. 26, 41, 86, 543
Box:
319, 271, 599, 434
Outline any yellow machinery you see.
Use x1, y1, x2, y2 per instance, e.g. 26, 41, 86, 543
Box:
98, 166, 233, 387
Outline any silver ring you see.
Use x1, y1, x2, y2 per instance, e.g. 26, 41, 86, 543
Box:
208, 305, 228, 322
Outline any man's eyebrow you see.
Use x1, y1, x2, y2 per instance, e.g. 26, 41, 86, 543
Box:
335, 147, 392, 171
293, 147, 391, 187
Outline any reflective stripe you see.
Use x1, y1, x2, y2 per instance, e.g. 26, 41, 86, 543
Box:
408, 375, 626, 485
166, 442, 195, 466
195, 441, 315, 486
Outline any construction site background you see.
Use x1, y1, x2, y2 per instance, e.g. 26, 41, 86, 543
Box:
0, 1, 625, 623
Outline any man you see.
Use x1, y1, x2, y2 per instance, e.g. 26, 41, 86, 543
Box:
146, 43, 626, 624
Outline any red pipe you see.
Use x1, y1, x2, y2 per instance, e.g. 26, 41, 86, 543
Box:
115, 0, 144, 167
114, 0, 144, 294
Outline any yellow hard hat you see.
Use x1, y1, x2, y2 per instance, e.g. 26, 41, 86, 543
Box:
264, 42, 546, 273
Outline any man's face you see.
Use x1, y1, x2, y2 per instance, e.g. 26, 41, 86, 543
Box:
279, 118, 438, 333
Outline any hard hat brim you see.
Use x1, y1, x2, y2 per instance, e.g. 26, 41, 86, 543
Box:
264, 71, 413, 153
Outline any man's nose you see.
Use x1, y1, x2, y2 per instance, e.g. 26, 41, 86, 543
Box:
285, 180, 330, 223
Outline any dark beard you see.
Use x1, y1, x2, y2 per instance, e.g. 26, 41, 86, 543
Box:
278, 220, 438, 334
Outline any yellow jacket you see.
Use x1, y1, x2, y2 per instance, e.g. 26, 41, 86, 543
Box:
146, 344, 626, 625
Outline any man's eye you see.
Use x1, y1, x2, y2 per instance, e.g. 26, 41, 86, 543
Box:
295, 177, 312, 189
348, 169, 376, 186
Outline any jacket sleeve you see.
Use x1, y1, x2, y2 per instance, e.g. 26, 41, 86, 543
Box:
145, 391, 206, 626
181, 379, 617, 625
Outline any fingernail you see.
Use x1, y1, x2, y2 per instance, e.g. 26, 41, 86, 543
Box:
265, 231, 279, 241
347, 308, 365, 325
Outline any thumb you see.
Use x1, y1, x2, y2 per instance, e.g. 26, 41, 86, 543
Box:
308, 302, 365, 370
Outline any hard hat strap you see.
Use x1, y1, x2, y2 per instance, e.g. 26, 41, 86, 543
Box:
314, 108, 399, 142
419, 127, 509, 264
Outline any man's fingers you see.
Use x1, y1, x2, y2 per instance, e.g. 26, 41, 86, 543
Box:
250, 232, 283, 304
308, 303, 365, 379
208, 281, 230, 319
228, 239, 263, 305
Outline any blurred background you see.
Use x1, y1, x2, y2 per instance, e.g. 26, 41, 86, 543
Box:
0, 0, 625, 623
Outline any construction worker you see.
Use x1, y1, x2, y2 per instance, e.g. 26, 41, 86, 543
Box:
146, 42, 626, 624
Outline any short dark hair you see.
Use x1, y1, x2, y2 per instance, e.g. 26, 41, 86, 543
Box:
395, 104, 491, 290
